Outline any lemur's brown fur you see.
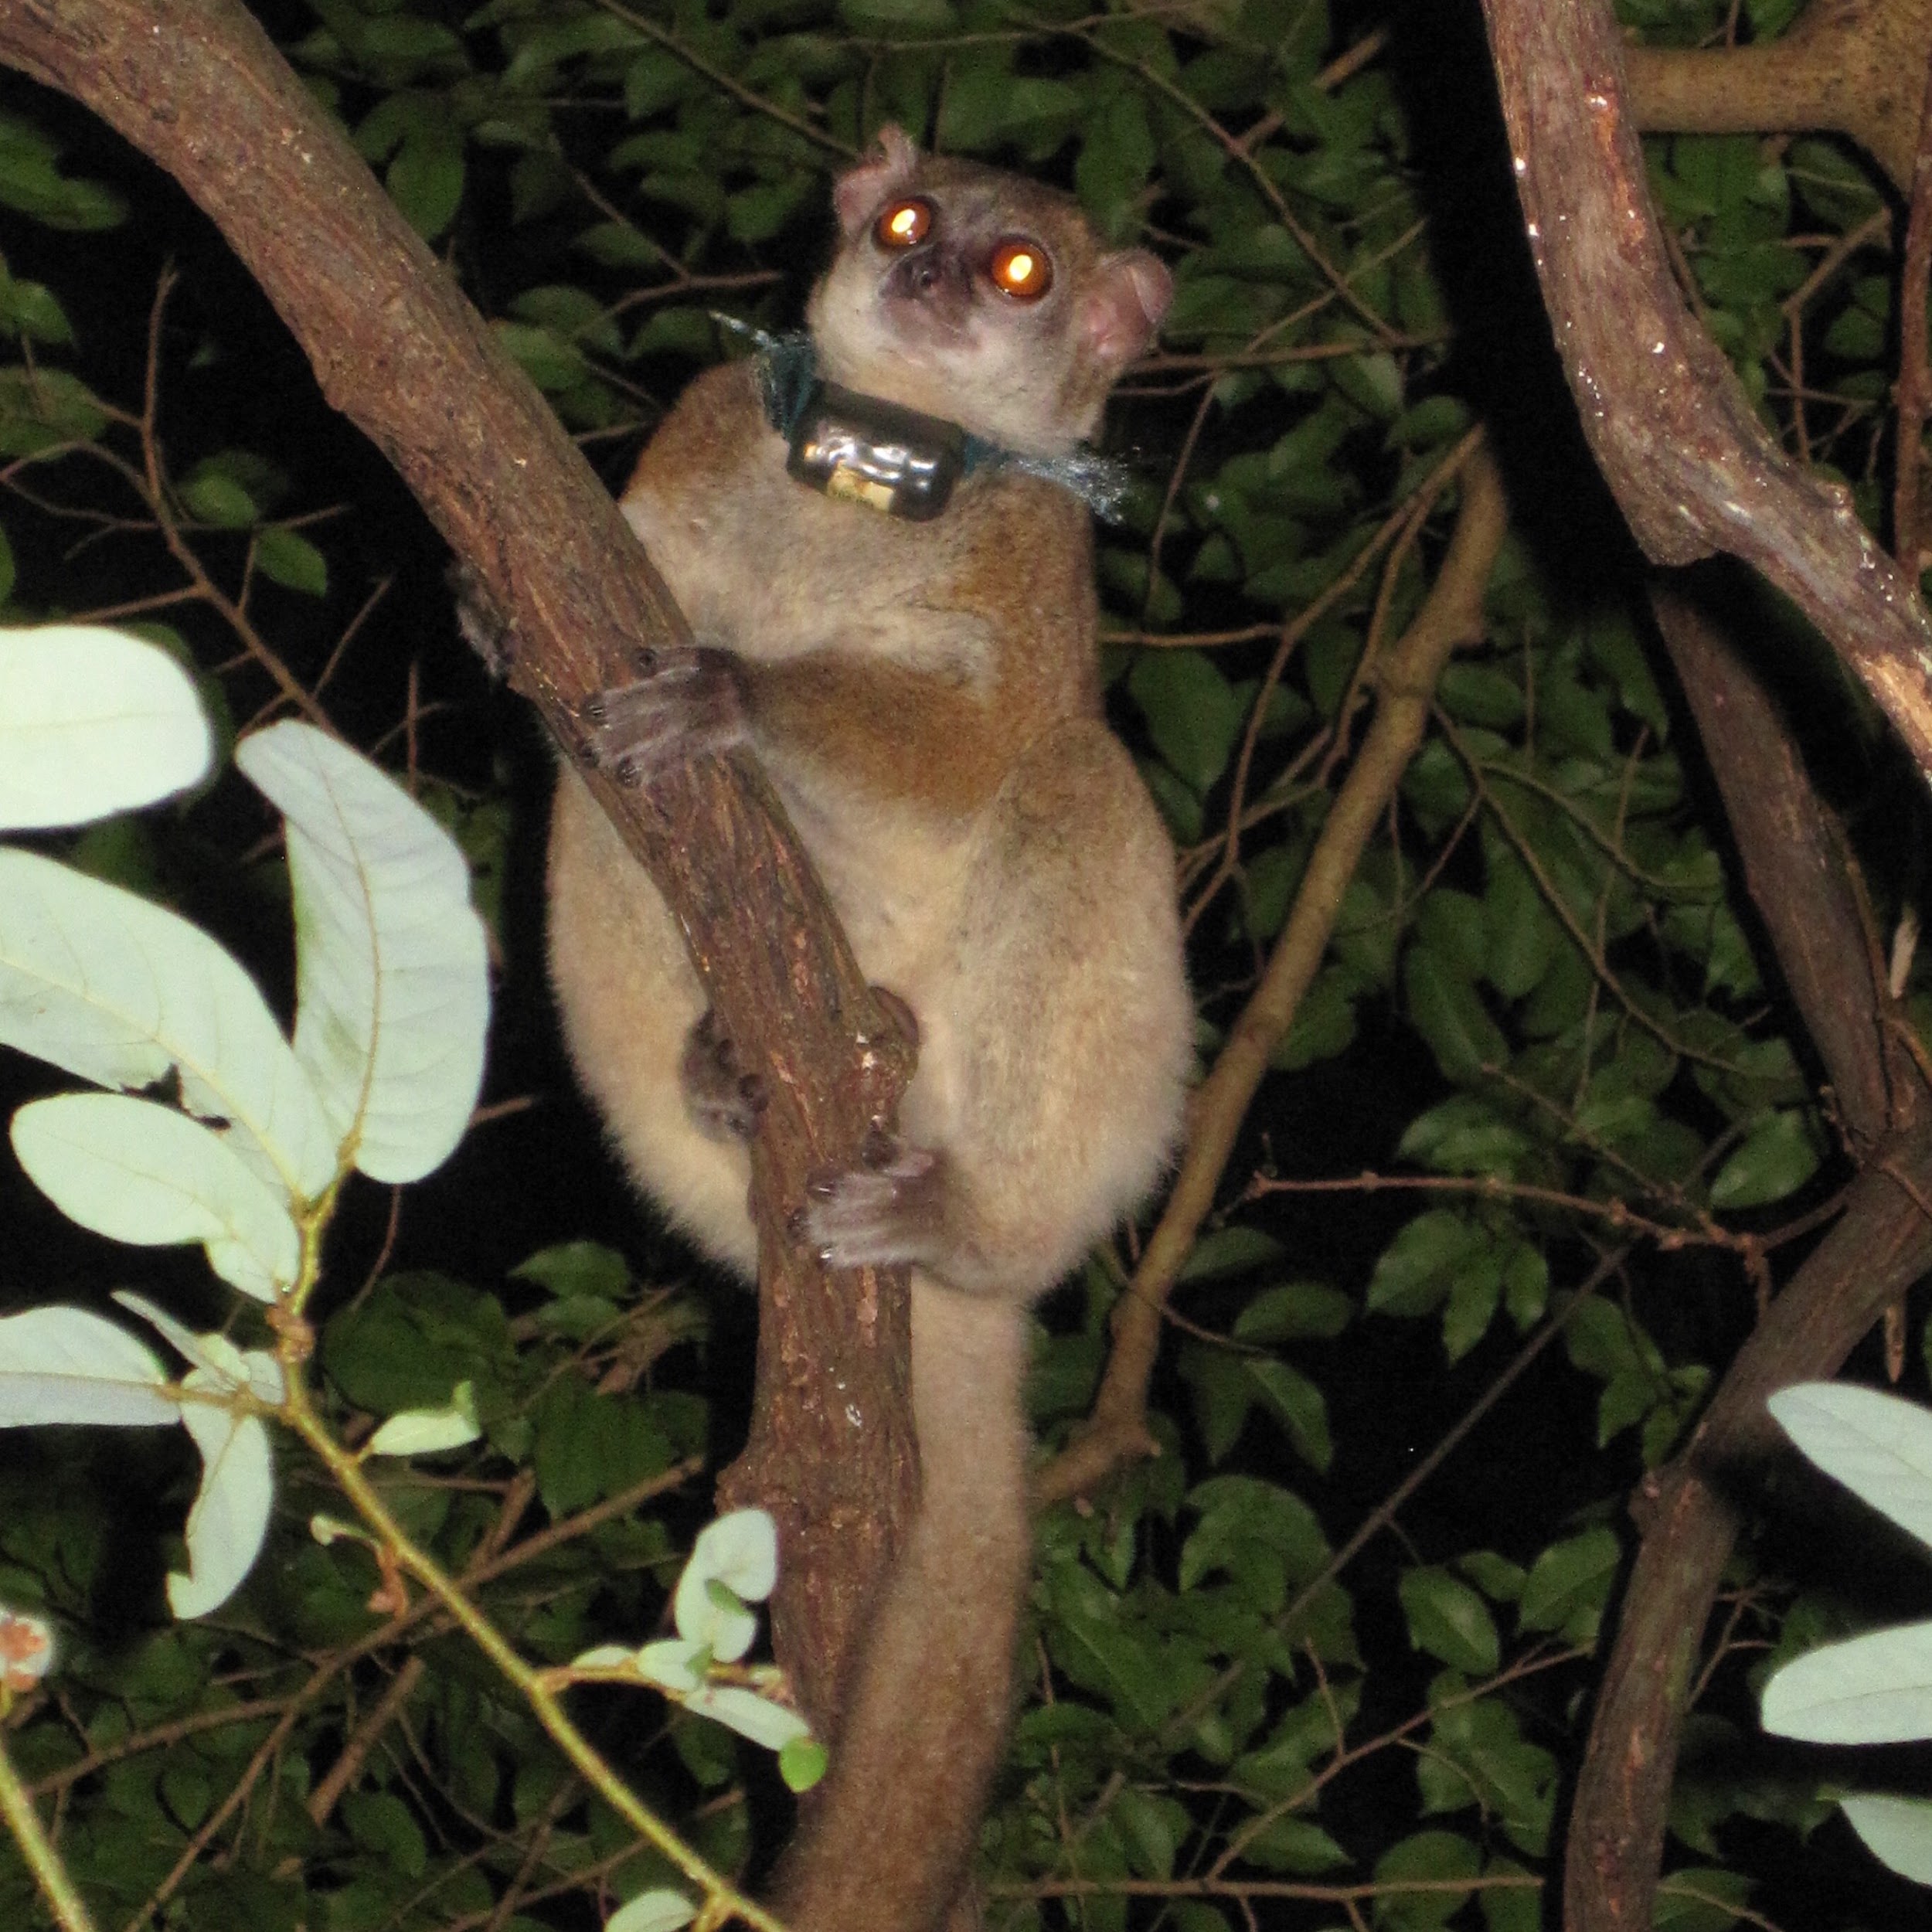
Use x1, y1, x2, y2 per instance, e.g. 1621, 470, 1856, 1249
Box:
547, 127, 1191, 1932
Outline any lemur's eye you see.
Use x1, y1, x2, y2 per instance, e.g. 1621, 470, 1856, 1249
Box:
988, 237, 1053, 301
875, 199, 934, 250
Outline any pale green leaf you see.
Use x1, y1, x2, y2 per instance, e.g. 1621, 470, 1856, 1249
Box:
675, 1508, 777, 1660
1768, 1382, 1932, 1551
111, 1293, 284, 1404
168, 1376, 274, 1617
1840, 1792, 1932, 1884
0, 848, 337, 1199
685, 1682, 811, 1750
366, 1382, 481, 1456
606, 1890, 696, 1932
0, 1306, 175, 1426
1760, 1618, 1932, 1743
0, 625, 212, 829
236, 722, 488, 1182
12, 1093, 300, 1301
570, 1644, 641, 1673
636, 1638, 706, 1693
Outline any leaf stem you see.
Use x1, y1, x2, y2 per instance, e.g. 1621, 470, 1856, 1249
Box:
0, 1712, 99, 1932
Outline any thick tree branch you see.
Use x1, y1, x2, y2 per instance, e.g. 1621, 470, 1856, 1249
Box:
0, 0, 916, 1743
1624, 0, 1932, 195
1479, 0, 1932, 780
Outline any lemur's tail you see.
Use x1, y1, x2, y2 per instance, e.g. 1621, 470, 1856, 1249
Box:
776, 1280, 1031, 1932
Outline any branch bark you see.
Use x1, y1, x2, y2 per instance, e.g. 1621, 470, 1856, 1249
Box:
1480, 0, 1932, 781
0, 0, 917, 1747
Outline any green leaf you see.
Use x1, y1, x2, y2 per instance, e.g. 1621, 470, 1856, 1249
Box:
511, 1240, 632, 1300
1370, 1828, 1479, 1928
1182, 1475, 1329, 1611
0, 271, 73, 345
322, 1273, 512, 1417
0, 131, 126, 230
1404, 943, 1509, 1080
1179, 1226, 1286, 1281
1708, 1108, 1823, 1211
1399, 1566, 1500, 1674
0, 365, 109, 453
1129, 649, 1247, 794
12, 1094, 300, 1302
779, 1735, 828, 1792
236, 722, 488, 1184
0, 624, 212, 830
342, 1789, 428, 1878
1518, 1526, 1621, 1638
1366, 1210, 1488, 1320
937, 69, 1081, 152
1179, 1342, 1331, 1468
179, 465, 258, 529
254, 527, 328, 597
1271, 961, 1360, 1070
1397, 1095, 1534, 1178
839, 0, 957, 29
1232, 1282, 1352, 1343
1652, 1866, 1750, 1930
388, 117, 465, 241
1239, 1815, 1351, 1873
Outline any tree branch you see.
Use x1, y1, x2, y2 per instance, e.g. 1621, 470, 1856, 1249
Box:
1479, 0, 1932, 779
1036, 438, 1508, 1505
1651, 586, 1905, 1145
0, 0, 916, 1747
1624, 0, 1932, 196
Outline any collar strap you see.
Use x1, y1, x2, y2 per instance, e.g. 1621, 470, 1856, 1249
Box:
726, 323, 1134, 522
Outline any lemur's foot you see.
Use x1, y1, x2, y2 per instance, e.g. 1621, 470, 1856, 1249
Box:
680, 1009, 767, 1141
798, 1131, 948, 1270
578, 646, 747, 785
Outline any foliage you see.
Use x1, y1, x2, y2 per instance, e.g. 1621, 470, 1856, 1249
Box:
0, 2, 1925, 1929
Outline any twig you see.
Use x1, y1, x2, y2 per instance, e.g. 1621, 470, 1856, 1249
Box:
1036, 444, 1508, 1505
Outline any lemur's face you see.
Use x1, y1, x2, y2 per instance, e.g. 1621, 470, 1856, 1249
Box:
806, 128, 1171, 459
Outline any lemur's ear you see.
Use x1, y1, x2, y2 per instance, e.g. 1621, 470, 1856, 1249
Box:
1083, 252, 1173, 370
831, 125, 920, 237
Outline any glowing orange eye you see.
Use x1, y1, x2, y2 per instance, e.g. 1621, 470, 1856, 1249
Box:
874, 199, 934, 250
989, 237, 1053, 301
